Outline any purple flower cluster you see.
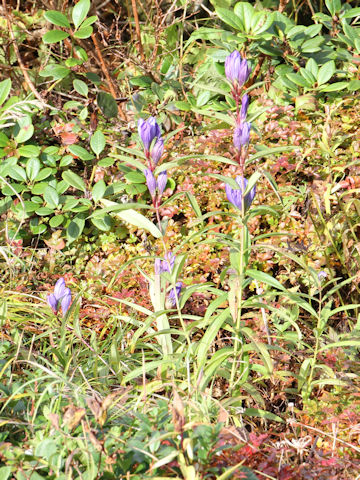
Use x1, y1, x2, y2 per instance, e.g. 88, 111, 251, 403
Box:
138, 117, 167, 204
224, 50, 256, 212
47, 278, 71, 315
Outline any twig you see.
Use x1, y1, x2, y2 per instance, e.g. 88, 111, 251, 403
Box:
247, 54, 266, 88
91, 31, 126, 120
2, 0, 46, 107
131, 0, 145, 63
278, 0, 290, 13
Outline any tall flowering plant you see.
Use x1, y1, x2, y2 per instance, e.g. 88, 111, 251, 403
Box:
223, 51, 260, 388
137, 117, 187, 356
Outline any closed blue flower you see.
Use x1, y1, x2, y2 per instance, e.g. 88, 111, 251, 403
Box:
157, 170, 168, 195
155, 252, 176, 275
138, 117, 161, 151
144, 168, 157, 196
240, 94, 250, 121
233, 121, 251, 149
225, 51, 251, 87
168, 281, 183, 307
47, 278, 72, 315
225, 176, 256, 212
151, 137, 164, 165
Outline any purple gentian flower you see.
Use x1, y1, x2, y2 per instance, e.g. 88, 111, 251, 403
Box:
157, 170, 167, 196
168, 281, 183, 307
240, 94, 250, 121
47, 277, 72, 315
155, 252, 175, 275
144, 168, 157, 196
138, 117, 161, 151
318, 271, 328, 282
151, 137, 164, 165
225, 51, 251, 87
225, 176, 256, 212
233, 121, 251, 149
161, 252, 175, 273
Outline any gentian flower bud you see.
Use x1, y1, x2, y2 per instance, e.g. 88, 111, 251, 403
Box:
157, 170, 168, 196
161, 252, 175, 273
225, 176, 256, 212
318, 271, 328, 282
168, 281, 183, 307
47, 277, 72, 315
233, 121, 251, 149
138, 117, 161, 151
225, 51, 251, 87
240, 94, 250, 121
151, 137, 164, 165
144, 168, 157, 196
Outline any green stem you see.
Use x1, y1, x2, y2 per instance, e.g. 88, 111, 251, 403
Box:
155, 206, 191, 348
229, 179, 246, 390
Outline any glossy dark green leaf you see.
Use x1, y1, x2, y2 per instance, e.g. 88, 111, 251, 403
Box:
97, 92, 118, 118
44, 10, 71, 28
43, 30, 69, 44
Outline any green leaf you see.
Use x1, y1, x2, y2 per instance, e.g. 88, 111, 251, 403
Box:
197, 309, 230, 370
36, 206, 55, 216
91, 213, 112, 231
67, 215, 86, 243
80, 15, 98, 28
35, 168, 53, 182
234, 2, 255, 33
73, 26, 93, 38
0, 466, 12, 480
100, 199, 161, 238
306, 58, 319, 78
68, 144, 94, 161
246, 269, 286, 291
18, 145, 40, 158
72, 0, 90, 29
317, 60, 335, 86
98, 157, 115, 167
73, 79, 88, 97
325, 0, 341, 16
92, 179, 106, 202
318, 81, 348, 92
49, 215, 64, 227
97, 92, 118, 118
39, 64, 70, 80
14, 116, 34, 143
8, 165, 27, 182
124, 359, 174, 382
62, 170, 86, 192
125, 171, 145, 183
44, 185, 59, 208
216, 7, 243, 30
0, 78, 11, 106
244, 408, 284, 423
43, 30, 70, 44
90, 130, 106, 156
44, 10, 71, 28
286, 72, 311, 88
26, 157, 41, 182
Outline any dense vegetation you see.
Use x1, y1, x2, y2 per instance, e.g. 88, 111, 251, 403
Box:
0, 0, 360, 478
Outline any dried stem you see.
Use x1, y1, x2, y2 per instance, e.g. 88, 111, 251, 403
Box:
2, 0, 46, 107
247, 54, 265, 88
131, 0, 145, 63
91, 32, 126, 120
